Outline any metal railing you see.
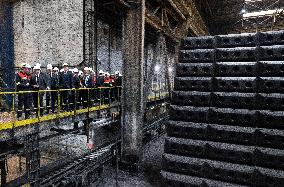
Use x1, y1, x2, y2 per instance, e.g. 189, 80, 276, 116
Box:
0, 86, 169, 131
0, 87, 122, 131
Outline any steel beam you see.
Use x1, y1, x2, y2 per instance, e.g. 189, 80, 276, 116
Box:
166, 0, 186, 21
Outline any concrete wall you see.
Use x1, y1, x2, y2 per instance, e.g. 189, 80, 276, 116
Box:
10, 0, 172, 81
0, 1, 14, 90
12, 0, 123, 73
13, 0, 83, 67
97, 21, 123, 74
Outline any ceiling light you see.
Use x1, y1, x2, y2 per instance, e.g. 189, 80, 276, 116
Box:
155, 65, 160, 72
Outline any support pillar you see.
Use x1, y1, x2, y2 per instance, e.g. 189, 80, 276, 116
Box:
121, 0, 146, 168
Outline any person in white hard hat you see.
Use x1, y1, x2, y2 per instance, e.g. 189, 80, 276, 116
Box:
30, 65, 47, 116
26, 64, 32, 76
81, 67, 93, 108
96, 70, 105, 87
59, 62, 72, 111
104, 72, 111, 86
109, 73, 115, 101
114, 70, 122, 101
45, 64, 53, 113
102, 72, 111, 104
16, 63, 32, 119
70, 68, 81, 109
83, 67, 92, 88
50, 67, 60, 112
72, 68, 81, 89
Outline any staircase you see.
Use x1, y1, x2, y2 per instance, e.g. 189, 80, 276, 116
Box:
162, 30, 284, 186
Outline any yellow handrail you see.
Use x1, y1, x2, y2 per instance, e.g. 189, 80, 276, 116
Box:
0, 86, 169, 132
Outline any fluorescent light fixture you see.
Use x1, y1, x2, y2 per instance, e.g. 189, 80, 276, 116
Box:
155, 65, 160, 72
243, 8, 284, 18
245, 0, 263, 2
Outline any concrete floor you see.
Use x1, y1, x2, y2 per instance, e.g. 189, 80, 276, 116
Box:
97, 136, 165, 187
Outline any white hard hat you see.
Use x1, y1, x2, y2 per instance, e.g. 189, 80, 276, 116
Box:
84, 67, 89, 71
47, 64, 53, 70
79, 71, 83, 76
33, 65, 41, 70
21, 63, 27, 68
53, 67, 59, 71
105, 72, 110, 76
99, 70, 104, 74
60, 69, 64, 72
73, 68, 79, 73
26, 64, 32, 69
63, 63, 68, 66
35, 63, 41, 68
115, 71, 120, 75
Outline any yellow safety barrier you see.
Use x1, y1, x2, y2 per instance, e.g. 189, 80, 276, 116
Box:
0, 87, 120, 131
0, 87, 169, 131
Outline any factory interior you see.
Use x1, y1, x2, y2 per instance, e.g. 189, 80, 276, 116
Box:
0, 0, 284, 186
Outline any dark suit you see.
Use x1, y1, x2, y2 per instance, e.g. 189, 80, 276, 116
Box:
96, 75, 104, 87
96, 75, 105, 104
71, 75, 82, 109
50, 73, 59, 112
59, 70, 73, 110
45, 72, 52, 113
30, 73, 47, 116
82, 74, 93, 107
114, 76, 122, 101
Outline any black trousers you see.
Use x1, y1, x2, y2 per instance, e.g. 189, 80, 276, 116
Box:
82, 89, 90, 108
60, 90, 70, 111
32, 91, 44, 116
46, 91, 51, 113
51, 91, 58, 112
17, 91, 31, 118
70, 89, 80, 110
114, 87, 121, 101
103, 88, 110, 104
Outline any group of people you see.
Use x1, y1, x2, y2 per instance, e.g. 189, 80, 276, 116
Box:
16, 63, 122, 119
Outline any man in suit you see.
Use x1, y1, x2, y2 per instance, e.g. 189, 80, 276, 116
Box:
114, 71, 122, 101
45, 64, 52, 113
59, 63, 73, 111
30, 64, 47, 116
96, 70, 105, 87
71, 68, 82, 109
82, 67, 93, 107
50, 67, 60, 112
